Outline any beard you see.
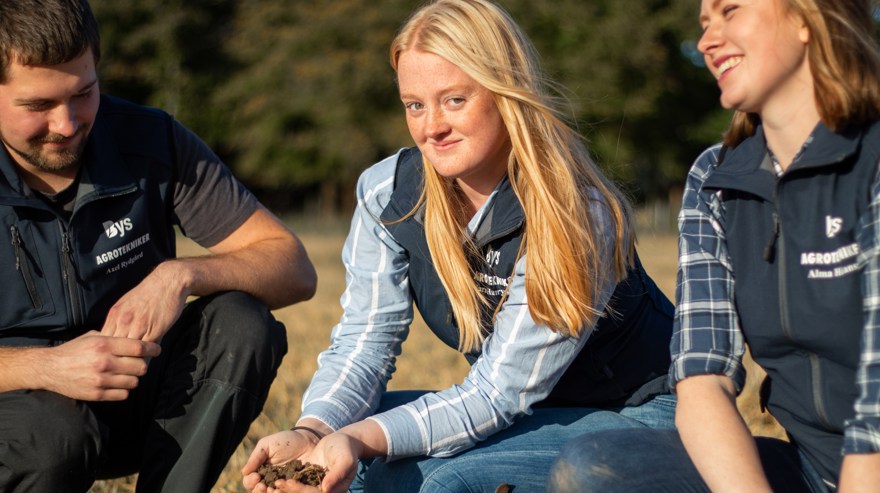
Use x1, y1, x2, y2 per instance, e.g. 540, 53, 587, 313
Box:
1, 126, 89, 172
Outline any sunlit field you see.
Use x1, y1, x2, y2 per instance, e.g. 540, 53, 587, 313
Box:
90, 221, 782, 492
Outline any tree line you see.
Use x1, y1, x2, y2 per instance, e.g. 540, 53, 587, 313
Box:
90, 0, 727, 214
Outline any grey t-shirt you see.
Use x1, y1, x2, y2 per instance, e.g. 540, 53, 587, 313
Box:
167, 119, 258, 247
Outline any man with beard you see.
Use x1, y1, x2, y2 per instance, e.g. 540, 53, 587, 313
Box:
0, 1, 318, 492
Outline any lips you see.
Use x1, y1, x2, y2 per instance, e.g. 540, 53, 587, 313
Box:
716, 56, 742, 79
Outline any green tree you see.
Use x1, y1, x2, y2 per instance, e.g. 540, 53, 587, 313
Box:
90, 0, 730, 212
215, 0, 419, 212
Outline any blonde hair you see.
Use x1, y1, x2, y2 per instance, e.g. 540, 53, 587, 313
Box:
724, 0, 880, 146
390, 0, 634, 352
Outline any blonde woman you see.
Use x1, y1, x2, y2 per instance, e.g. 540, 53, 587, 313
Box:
243, 1, 674, 492
548, 0, 880, 492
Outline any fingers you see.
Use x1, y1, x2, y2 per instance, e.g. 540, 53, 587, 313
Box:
242, 447, 270, 477
242, 472, 268, 492
105, 336, 162, 359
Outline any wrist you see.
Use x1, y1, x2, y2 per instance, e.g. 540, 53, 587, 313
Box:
291, 425, 324, 445
154, 259, 195, 299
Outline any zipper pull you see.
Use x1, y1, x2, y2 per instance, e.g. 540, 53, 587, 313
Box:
10, 225, 22, 271
763, 212, 780, 262
61, 231, 72, 280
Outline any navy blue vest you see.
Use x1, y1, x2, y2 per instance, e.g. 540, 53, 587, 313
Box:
381, 148, 674, 407
0, 96, 181, 344
703, 121, 880, 483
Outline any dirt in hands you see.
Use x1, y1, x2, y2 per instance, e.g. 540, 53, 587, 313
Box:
258, 460, 328, 487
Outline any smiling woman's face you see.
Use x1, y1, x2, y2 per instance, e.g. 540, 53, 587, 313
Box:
397, 48, 510, 199
697, 0, 811, 116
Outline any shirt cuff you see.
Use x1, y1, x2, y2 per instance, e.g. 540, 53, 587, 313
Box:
844, 418, 880, 454
369, 405, 429, 459
669, 349, 746, 394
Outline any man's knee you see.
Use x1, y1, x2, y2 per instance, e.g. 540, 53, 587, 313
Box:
194, 291, 287, 388
0, 391, 100, 490
200, 291, 286, 357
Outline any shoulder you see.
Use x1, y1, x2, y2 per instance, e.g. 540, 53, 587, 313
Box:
355, 149, 407, 217
689, 143, 725, 184
94, 95, 180, 161
97, 94, 173, 127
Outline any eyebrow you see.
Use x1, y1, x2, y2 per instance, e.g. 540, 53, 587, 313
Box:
14, 79, 98, 105
699, 0, 721, 23
399, 84, 475, 101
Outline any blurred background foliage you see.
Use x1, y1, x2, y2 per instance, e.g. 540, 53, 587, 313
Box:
90, 0, 729, 219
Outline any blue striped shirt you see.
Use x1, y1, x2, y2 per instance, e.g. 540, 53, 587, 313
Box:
299, 150, 616, 459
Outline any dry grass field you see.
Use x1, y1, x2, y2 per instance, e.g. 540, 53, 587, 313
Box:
90, 223, 783, 493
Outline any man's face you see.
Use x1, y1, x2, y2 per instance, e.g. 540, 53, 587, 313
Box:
0, 49, 100, 175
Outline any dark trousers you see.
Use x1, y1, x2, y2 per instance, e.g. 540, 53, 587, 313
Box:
0, 291, 287, 493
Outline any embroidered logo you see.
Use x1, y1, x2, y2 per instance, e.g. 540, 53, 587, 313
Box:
825, 216, 842, 238
103, 218, 133, 239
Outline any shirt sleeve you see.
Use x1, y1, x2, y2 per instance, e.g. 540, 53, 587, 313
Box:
368, 193, 618, 460
170, 119, 258, 247
299, 152, 413, 430
669, 144, 747, 393
844, 162, 880, 455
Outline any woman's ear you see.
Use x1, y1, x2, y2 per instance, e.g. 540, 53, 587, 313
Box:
798, 16, 810, 44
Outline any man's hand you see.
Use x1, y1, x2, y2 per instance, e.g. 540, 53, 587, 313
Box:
101, 261, 190, 342
41, 331, 161, 401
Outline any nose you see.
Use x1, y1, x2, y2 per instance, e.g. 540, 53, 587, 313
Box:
48, 103, 79, 137
697, 22, 721, 56
425, 107, 450, 139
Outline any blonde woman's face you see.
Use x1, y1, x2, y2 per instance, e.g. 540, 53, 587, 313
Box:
397, 49, 510, 200
698, 0, 811, 116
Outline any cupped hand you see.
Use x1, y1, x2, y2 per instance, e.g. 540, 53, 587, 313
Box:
285, 431, 361, 493
242, 430, 322, 492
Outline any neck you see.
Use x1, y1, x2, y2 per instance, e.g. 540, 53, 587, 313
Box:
762, 106, 821, 171
15, 162, 79, 195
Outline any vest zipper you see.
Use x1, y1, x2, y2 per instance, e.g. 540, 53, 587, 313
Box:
775, 186, 834, 430
763, 212, 779, 262
10, 225, 43, 309
59, 225, 84, 326
809, 352, 834, 429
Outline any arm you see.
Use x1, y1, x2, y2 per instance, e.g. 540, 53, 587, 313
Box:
101, 204, 316, 342
242, 154, 410, 491
0, 332, 160, 399
670, 145, 764, 489
839, 454, 880, 493
839, 164, 880, 493
676, 375, 773, 493
367, 253, 602, 458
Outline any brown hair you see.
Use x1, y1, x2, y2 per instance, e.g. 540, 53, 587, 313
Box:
724, 0, 880, 146
0, 0, 100, 83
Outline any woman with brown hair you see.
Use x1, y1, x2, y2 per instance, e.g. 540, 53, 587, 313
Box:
548, 1, 880, 492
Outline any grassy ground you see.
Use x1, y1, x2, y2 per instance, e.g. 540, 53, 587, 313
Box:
90, 224, 783, 492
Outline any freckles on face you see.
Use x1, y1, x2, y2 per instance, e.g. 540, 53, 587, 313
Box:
396, 49, 510, 193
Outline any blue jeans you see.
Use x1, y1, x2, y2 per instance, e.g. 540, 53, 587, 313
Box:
350, 391, 677, 493
547, 428, 831, 493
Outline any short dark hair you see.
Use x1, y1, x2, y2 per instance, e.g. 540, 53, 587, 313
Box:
0, 0, 101, 83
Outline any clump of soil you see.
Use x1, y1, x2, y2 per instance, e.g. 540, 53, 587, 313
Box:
258, 460, 327, 487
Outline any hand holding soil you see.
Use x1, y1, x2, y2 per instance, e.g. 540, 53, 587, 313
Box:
258, 460, 327, 487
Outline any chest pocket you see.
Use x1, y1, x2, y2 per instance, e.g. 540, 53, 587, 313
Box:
0, 217, 57, 331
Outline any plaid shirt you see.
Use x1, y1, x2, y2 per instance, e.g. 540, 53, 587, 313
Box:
670, 143, 880, 457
